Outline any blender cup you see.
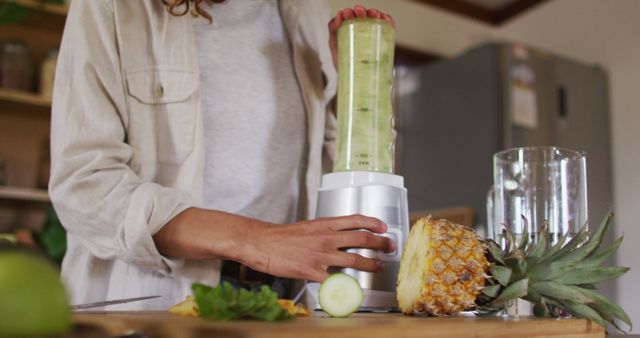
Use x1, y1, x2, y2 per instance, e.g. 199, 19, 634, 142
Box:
333, 18, 395, 173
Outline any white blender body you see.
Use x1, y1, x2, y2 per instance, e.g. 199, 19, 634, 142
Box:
316, 172, 409, 310
309, 18, 409, 311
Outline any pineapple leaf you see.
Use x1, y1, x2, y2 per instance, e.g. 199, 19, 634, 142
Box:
540, 232, 569, 262
517, 216, 530, 251
485, 240, 505, 264
481, 284, 501, 298
525, 256, 541, 270
578, 236, 624, 269
525, 284, 543, 303
502, 227, 514, 254
476, 308, 503, 317
546, 221, 589, 261
505, 256, 527, 282
599, 311, 627, 333
553, 266, 629, 285
489, 265, 512, 286
531, 281, 594, 304
528, 223, 548, 258
491, 278, 528, 306
547, 298, 607, 329
575, 288, 632, 329
557, 212, 614, 262
533, 299, 549, 317
579, 284, 597, 290
529, 260, 578, 282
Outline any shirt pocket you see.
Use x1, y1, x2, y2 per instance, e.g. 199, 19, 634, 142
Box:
125, 67, 199, 165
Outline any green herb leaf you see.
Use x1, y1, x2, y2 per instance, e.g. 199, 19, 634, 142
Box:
191, 282, 293, 322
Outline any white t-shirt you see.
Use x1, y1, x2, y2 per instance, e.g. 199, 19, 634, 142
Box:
193, 0, 307, 224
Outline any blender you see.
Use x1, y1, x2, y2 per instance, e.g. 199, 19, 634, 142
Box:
307, 17, 409, 311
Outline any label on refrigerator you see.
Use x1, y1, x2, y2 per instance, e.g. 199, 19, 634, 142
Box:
510, 64, 538, 129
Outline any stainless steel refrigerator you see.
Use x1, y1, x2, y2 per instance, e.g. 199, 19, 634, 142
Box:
395, 42, 613, 228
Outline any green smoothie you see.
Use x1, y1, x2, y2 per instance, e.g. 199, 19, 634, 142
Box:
333, 18, 395, 173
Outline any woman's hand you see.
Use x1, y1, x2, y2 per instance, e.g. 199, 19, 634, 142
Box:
241, 215, 395, 282
154, 209, 395, 282
328, 5, 396, 68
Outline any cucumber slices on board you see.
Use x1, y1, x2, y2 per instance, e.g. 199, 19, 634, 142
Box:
318, 273, 363, 317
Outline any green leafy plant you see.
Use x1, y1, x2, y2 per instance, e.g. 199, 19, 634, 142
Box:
192, 282, 294, 321
0, 0, 67, 25
0, 2, 27, 24
34, 207, 66, 264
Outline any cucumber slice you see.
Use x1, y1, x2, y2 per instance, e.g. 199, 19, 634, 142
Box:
318, 273, 364, 317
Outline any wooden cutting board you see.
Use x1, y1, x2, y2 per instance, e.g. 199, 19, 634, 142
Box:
73, 312, 604, 338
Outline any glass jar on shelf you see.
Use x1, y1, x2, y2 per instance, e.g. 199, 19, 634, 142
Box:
40, 48, 58, 99
0, 158, 7, 186
0, 39, 34, 92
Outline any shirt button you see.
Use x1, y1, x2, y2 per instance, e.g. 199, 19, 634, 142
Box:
155, 84, 164, 98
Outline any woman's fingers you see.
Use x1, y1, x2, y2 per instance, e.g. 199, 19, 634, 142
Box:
367, 8, 381, 19
381, 13, 396, 28
338, 7, 392, 22
329, 13, 342, 33
306, 269, 330, 283
353, 5, 367, 17
341, 8, 355, 20
329, 252, 384, 272
330, 7, 395, 34
323, 215, 387, 233
333, 230, 395, 252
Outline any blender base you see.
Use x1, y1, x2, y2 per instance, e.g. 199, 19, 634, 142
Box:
310, 171, 409, 312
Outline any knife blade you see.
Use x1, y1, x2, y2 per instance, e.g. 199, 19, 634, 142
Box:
70, 295, 161, 310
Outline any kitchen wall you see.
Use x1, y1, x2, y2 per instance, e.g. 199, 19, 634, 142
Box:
329, 0, 640, 331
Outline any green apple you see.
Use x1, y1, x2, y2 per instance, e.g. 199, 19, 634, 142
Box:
0, 250, 71, 337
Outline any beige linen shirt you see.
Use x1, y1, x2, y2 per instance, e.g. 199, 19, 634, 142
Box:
49, 0, 337, 310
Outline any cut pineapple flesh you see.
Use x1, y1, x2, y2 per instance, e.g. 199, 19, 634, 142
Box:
169, 295, 311, 318
168, 296, 198, 317
397, 217, 489, 315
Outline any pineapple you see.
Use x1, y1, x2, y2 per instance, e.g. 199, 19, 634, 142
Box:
169, 296, 311, 318
168, 296, 198, 317
397, 213, 632, 331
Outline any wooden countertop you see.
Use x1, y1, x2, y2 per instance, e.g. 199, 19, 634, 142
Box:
73, 312, 605, 338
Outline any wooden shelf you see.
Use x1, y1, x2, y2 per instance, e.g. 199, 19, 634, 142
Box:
0, 186, 50, 202
2, 0, 68, 16
0, 88, 51, 109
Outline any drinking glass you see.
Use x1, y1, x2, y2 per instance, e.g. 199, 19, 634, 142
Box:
490, 146, 588, 244
488, 146, 588, 316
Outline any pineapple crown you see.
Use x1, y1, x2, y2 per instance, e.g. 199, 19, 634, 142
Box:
477, 212, 632, 333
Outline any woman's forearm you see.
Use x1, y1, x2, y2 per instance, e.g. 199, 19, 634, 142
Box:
153, 207, 262, 262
